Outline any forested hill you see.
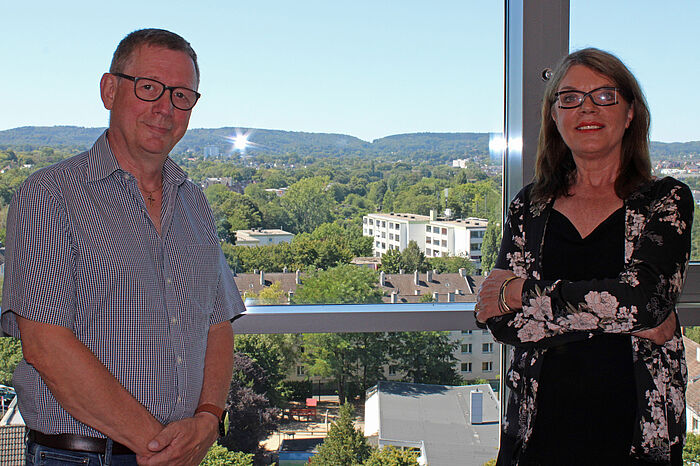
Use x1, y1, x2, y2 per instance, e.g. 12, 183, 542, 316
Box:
0, 126, 492, 160
0, 126, 697, 161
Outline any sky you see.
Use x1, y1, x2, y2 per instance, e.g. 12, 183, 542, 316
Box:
1, 1, 698, 143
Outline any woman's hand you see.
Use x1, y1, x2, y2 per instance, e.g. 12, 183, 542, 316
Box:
476, 269, 523, 323
632, 311, 677, 345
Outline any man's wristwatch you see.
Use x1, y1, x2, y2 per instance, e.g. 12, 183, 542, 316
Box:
195, 403, 229, 437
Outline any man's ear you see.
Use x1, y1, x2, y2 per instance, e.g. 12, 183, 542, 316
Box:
100, 73, 117, 110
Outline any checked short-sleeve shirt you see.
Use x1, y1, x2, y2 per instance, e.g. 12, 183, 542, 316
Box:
1, 131, 245, 437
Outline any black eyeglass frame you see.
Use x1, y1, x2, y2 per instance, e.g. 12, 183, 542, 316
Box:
554, 86, 625, 109
112, 72, 201, 111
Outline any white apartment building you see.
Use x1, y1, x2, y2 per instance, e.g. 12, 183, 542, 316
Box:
450, 329, 500, 384
362, 213, 431, 257
235, 229, 294, 246
363, 212, 488, 271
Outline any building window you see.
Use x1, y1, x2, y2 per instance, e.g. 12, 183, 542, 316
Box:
381, 242, 386, 248
395, 224, 400, 230
369, 219, 373, 225
395, 235, 400, 241
461, 343, 472, 353
388, 365, 397, 376
441, 228, 447, 235
363, 218, 367, 224
426, 248, 432, 256
382, 221, 386, 227
694, 418, 699, 432
471, 243, 481, 251
425, 225, 431, 232
296, 366, 305, 376
482, 361, 493, 372
461, 330, 472, 335
381, 232, 386, 238
461, 362, 472, 373
482, 343, 493, 353
368, 229, 373, 235
426, 237, 431, 243
389, 233, 393, 240
442, 240, 447, 247
433, 239, 439, 246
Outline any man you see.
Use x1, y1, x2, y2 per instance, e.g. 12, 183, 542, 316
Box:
1, 29, 244, 465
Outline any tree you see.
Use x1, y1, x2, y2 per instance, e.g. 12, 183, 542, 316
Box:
234, 332, 299, 405
364, 446, 420, 466
201, 443, 254, 466
480, 221, 502, 274
389, 332, 461, 385
282, 176, 336, 233
220, 354, 280, 459
0, 337, 22, 386
311, 403, 371, 465
380, 249, 402, 273
401, 241, 429, 273
426, 255, 475, 274
295, 265, 386, 402
293, 264, 383, 305
684, 432, 700, 464
0, 337, 22, 385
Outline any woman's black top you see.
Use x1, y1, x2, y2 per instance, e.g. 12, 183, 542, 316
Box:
522, 207, 638, 464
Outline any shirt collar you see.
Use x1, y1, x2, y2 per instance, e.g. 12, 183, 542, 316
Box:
86, 130, 188, 186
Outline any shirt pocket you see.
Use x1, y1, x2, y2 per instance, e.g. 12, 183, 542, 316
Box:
186, 244, 221, 314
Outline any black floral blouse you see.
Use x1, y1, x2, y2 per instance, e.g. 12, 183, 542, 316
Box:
487, 177, 693, 464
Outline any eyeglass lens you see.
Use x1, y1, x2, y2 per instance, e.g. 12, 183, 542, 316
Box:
557, 87, 618, 108
134, 78, 199, 110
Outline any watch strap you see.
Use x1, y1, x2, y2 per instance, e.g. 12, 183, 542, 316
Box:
195, 404, 228, 437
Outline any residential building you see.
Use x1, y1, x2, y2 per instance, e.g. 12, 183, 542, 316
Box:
362, 212, 431, 257
362, 212, 488, 272
685, 336, 700, 434
235, 229, 295, 247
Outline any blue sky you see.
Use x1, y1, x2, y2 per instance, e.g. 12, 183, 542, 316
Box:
1, 1, 697, 142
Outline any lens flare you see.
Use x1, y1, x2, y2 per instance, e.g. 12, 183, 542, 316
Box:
224, 129, 261, 154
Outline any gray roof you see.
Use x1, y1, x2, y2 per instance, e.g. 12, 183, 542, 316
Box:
234, 271, 484, 304
367, 380, 499, 466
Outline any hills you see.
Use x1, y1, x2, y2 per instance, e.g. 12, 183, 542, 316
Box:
0, 126, 697, 161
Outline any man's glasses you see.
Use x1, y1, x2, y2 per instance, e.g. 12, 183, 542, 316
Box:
554, 87, 622, 109
112, 73, 201, 111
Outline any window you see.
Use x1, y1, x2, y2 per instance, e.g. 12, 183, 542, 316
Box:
441, 240, 447, 247
461, 343, 472, 353
425, 237, 431, 243
368, 229, 373, 235
381, 221, 386, 228
426, 248, 431, 256
388, 365, 397, 376
482, 362, 493, 372
296, 365, 305, 376
363, 218, 367, 224
369, 219, 373, 225
461, 330, 473, 335
425, 225, 431, 232
381, 243, 386, 248
389, 233, 393, 240
471, 243, 481, 251
395, 235, 400, 241
395, 224, 400, 230
461, 362, 472, 373
381, 232, 385, 238
441, 228, 447, 235
482, 343, 493, 353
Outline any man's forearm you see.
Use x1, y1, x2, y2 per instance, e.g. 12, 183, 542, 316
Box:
17, 316, 163, 455
197, 321, 234, 410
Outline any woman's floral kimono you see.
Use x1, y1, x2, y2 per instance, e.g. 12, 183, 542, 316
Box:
487, 177, 693, 464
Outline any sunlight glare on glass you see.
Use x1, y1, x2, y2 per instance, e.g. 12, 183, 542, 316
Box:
225, 129, 260, 154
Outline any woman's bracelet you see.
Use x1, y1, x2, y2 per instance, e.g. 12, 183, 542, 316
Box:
498, 276, 519, 315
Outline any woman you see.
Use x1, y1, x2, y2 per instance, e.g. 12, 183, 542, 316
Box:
476, 48, 693, 465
